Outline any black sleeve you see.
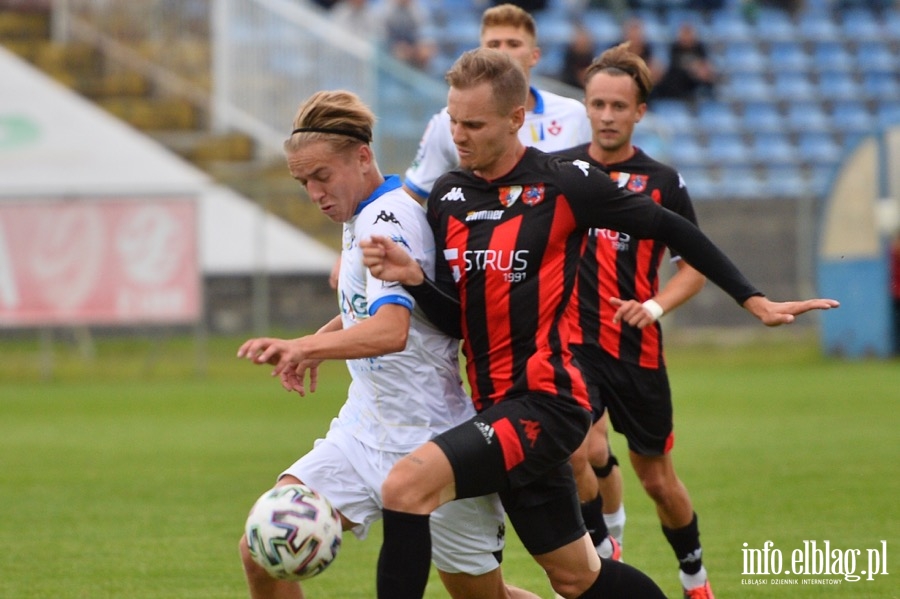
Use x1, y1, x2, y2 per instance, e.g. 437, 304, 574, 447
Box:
403, 275, 462, 339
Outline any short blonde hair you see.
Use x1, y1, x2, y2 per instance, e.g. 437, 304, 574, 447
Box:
285, 90, 375, 154
480, 3, 537, 42
446, 48, 528, 116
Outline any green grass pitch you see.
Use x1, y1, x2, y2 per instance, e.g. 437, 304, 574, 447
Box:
0, 332, 896, 598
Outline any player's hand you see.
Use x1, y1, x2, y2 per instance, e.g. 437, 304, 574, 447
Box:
360, 235, 424, 285
279, 362, 320, 396
742, 295, 840, 326
610, 297, 656, 329
237, 337, 310, 376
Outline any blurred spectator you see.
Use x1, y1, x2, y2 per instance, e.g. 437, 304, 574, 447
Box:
617, 18, 664, 84
559, 23, 596, 88
376, 0, 437, 71
331, 0, 375, 37
651, 22, 716, 103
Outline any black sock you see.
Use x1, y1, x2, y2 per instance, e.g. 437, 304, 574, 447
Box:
580, 493, 610, 546
377, 509, 431, 599
576, 558, 667, 598
662, 512, 703, 575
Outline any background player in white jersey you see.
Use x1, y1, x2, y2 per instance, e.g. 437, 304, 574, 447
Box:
237, 90, 539, 599
403, 2, 627, 556
402, 3, 593, 204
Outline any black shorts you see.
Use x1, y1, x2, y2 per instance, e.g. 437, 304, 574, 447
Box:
571, 344, 674, 456
432, 393, 591, 555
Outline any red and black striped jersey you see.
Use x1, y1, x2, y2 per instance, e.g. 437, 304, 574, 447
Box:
558, 145, 698, 370
423, 147, 756, 412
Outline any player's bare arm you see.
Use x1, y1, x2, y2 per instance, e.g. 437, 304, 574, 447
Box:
610, 262, 706, 329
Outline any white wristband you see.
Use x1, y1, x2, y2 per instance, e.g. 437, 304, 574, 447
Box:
642, 299, 664, 322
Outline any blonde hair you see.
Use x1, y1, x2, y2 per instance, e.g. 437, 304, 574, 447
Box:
285, 90, 375, 154
446, 48, 528, 116
480, 3, 537, 42
583, 42, 654, 104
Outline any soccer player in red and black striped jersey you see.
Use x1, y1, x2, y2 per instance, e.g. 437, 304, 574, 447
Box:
361, 48, 838, 599
556, 43, 714, 598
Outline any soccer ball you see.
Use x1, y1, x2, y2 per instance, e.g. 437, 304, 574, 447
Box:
245, 484, 342, 581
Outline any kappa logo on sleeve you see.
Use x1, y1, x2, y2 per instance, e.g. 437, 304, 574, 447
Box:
373, 210, 402, 227
440, 187, 467, 202
572, 159, 591, 177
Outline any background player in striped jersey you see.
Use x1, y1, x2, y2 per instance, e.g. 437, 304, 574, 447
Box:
361, 47, 838, 599
557, 42, 714, 598
236, 90, 539, 599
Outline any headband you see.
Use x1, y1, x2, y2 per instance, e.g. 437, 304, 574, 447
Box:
290, 126, 371, 143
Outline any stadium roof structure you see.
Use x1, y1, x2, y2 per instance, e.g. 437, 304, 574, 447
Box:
0, 46, 336, 275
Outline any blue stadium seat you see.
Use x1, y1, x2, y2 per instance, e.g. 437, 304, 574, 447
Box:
772, 72, 817, 102
829, 100, 875, 136
669, 132, 707, 167
720, 73, 772, 102
811, 41, 855, 74
742, 101, 784, 133
785, 101, 832, 133
862, 73, 900, 101
876, 101, 900, 127
768, 41, 811, 73
797, 12, 841, 42
808, 163, 839, 197
797, 131, 843, 165
817, 72, 861, 101
676, 166, 718, 200
582, 10, 623, 46
750, 132, 798, 165
696, 100, 742, 133
706, 132, 751, 165
762, 164, 810, 198
718, 166, 766, 198
856, 41, 896, 75
841, 8, 884, 42
721, 41, 767, 74
707, 11, 754, 43
884, 9, 900, 39
648, 99, 696, 134
753, 7, 797, 42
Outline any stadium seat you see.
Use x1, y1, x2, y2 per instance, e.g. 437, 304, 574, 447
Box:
742, 101, 784, 133
750, 132, 798, 165
862, 73, 900, 102
676, 165, 718, 200
884, 9, 900, 39
669, 131, 707, 167
721, 41, 767, 75
797, 12, 841, 42
752, 7, 797, 42
768, 41, 811, 73
696, 100, 742, 133
856, 41, 896, 75
811, 41, 855, 74
648, 99, 695, 134
875, 101, 900, 127
762, 164, 810, 198
797, 131, 843, 165
720, 73, 772, 102
718, 165, 766, 198
817, 72, 862, 101
808, 163, 838, 196
840, 8, 884, 42
829, 100, 875, 137
772, 72, 817, 102
707, 10, 754, 43
785, 101, 832, 134
706, 132, 751, 165
582, 10, 623, 46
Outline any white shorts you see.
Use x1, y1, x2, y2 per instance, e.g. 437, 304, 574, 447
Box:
280, 422, 505, 575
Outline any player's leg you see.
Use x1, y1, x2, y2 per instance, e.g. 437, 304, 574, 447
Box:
630, 451, 712, 595
586, 412, 626, 545
570, 433, 619, 560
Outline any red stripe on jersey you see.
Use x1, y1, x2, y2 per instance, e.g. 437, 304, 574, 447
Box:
526, 197, 591, 411
597, 229, 622, 357
634, 189, 663, 368
483, 217, 522, 399
493, 417, 525, 471
566, 235, 588, 345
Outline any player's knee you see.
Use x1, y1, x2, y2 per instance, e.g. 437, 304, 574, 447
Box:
638, 471, 670, 502
381, 462, 432, 512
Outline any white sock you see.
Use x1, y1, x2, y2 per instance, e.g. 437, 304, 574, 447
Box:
603, 504, 626, 545
680, 566, 708, 590
596, 536, 615, 559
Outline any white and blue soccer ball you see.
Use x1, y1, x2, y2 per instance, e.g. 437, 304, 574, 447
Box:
245, 484, 342, 581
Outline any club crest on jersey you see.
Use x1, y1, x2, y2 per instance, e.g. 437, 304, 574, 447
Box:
522, 184, 545, 207
547, 120, 562, 136
498, 185, 522, 207
610, 171, 648, 193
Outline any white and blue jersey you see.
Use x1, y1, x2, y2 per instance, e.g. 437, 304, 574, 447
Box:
404, 87, 592, 199
335, 175, 474, 453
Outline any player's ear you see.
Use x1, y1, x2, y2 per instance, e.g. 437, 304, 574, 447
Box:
510, 105, 526, 132
635, 102, 648, 124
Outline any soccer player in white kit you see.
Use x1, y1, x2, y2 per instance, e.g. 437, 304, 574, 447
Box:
237, 90, 539, 599
403, 4, 592, 204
